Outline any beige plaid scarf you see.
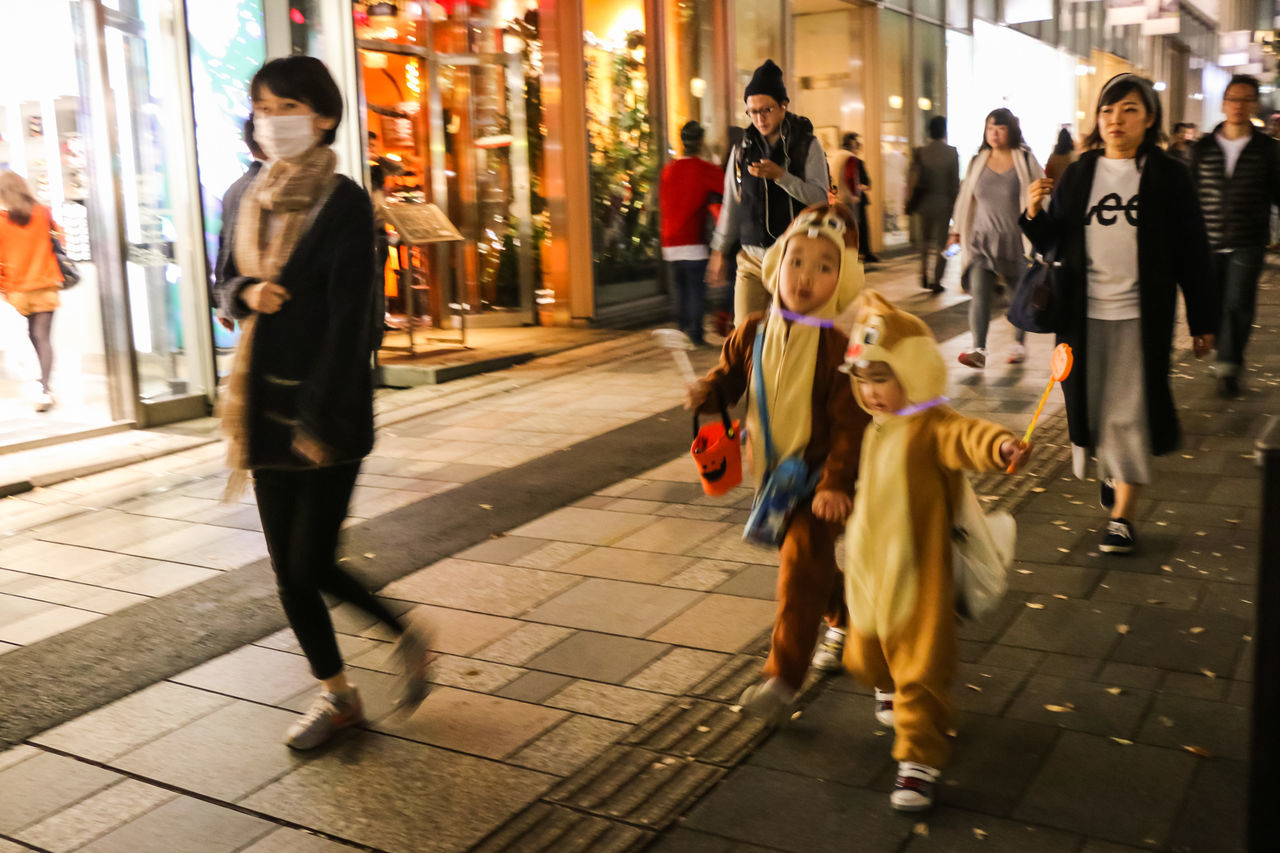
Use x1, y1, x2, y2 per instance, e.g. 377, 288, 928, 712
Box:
219, 146, 337, 499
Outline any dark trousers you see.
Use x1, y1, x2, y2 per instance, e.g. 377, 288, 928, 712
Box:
28, 311, 53, 392
254, 461, 403, 680
1212, 246, 1264, 378
671, 259, 708, 344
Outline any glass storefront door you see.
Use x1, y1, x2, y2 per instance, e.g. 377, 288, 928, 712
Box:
0, 0, 112, 448
99, 0, 211, 419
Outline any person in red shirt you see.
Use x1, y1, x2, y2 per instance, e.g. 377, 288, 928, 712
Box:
660, 121, 725, 345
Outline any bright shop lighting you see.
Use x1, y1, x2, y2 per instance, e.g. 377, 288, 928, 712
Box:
917, 97, 932, 111
1153, 81, 1167, 92
887, 95, 903, 109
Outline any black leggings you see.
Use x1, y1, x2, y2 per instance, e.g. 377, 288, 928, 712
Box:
254, 461, 404, 680
28, 311, 53, 392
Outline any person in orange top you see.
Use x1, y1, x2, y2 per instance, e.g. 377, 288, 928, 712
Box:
0, 171, 64, 412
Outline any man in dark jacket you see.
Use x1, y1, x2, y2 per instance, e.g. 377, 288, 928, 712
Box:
1190, 74, 1280, 396
706, 59, 830, 323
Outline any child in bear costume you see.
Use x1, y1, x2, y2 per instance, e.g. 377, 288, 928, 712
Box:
687, 203, 870, 722
840, 290, 1031, 812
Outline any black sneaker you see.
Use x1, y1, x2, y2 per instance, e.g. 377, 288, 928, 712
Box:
1099, 478, 1115, 510
1100, 518, 1135, 555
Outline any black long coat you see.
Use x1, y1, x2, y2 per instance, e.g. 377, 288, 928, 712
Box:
215, 175, 377, 470
1020, 148, 1217, 456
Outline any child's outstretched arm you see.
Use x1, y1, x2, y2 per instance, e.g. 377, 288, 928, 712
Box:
935, 409, 1029, 473
684, 318, 758, 413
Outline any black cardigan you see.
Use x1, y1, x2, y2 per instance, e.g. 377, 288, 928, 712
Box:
215, 175, 377, 470
1020, 148, 1216, 456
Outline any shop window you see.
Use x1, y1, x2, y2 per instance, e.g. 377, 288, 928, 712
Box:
666, 0, 721, 157
916, 0, 945, 22
915, 21, 946, 145
584, 3, 661, 294
879, 9, 911, 249
734, 0, 786, 92
947, 0, 970, 30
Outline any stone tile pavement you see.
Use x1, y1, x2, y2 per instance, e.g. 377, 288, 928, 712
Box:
0, 256, 1269, 852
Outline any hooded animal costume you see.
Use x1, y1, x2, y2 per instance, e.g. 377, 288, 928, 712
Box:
841, 291, 1015, 768
696, 203, 870, 691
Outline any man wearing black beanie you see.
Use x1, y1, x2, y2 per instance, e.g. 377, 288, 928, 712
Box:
707, 59, 831, 323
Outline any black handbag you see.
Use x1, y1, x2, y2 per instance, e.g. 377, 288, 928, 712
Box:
50, 233, 80, 289
1007, 252, 1063, 334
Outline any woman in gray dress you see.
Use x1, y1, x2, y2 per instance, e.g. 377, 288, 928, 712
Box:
948, 108, 1045, 368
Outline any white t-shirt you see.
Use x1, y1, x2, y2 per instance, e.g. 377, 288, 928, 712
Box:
1215, 132, 1250, 178
1085, 157, 1142, 320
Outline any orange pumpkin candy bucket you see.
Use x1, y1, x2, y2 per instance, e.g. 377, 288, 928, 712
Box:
691, 391, 742, 496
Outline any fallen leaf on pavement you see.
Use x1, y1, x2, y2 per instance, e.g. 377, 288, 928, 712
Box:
1026, 602, 1046, 610
973, 828, 988, 840
1111, 737, 1134, 745
1158, 715, 1175, 727
1189, 627, 1205, 635
913, 823, 930, 838
1105, 687, 1123, 695
1116, 624, 1130, 634
1044, 704, 1074, 713
1017, 569, 1033, 575
1200, 669, 1217, 679
363, 552, 376, 559
1182, 745, 1213, 757
695, 725, 710, 733
479, 504, 493, 510
1160, 564, 1173, 572
965, 683, 983, 692
1053, 594, 1069, 600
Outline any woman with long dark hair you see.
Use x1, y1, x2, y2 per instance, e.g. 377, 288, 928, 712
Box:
1021, 74, 1216, 554
216, 56, 430, 750
0, 171, 64, 412
948, 108, 1045, 368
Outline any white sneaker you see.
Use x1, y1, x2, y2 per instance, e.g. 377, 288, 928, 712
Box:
738, 678, 796, 726
874, 688, 895, 727
284, 687, 365, 750
957, 348, 986, 369
810, 625, 846, 672
1007, 342, 1027, 364
891, 761, 940, 811
35, 391, 53, 413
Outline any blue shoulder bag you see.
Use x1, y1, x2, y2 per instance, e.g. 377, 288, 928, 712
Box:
742, 322, 821, 547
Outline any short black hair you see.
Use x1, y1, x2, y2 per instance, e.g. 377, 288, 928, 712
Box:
250, 56, 343, 146
1172, 121, 1195, 133
1054, 127, 1074, 156
979, 108, 1023, 151
1082, 74, 1163, 156
927, 116, 946, 140
1226, 74, 1261, 97
842, 132, 859, 149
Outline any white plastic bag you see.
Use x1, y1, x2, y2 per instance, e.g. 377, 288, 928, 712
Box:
951, 477, 1015, 621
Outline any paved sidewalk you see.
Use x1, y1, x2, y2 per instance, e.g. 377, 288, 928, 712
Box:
0, 256, 1266, 852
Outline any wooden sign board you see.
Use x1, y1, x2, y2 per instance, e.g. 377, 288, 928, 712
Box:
381, 202, 464, 245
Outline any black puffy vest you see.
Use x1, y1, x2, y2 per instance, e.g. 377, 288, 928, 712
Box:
1190, 127, 1280, 249
734, 113, 816, 248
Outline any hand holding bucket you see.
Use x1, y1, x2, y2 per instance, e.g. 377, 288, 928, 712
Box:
1008, 343, 1073, 473
691, 388, 742, 496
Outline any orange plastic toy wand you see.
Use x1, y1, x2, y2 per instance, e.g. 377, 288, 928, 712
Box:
1008, 343, 1074, 473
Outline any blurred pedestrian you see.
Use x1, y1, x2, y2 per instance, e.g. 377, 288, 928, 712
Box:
216, 56, 431, 751
1166, 122, 1197, 165
708, 59, 830, 324
214, 117, 266, 332
0, 171, 65, 413
949, 108, 1045, 368
831, 132, 857, 209
1045, 127, 1077, 181
1022, 73, 1216, 555
840, 291, 1031, 812
842, 134, 880, 263
1189, 74, 1280, 397
659, 120, 724, 345
687, 204, 868, 724
908, 116, 959, 293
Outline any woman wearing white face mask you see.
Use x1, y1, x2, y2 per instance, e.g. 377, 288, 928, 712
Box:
215, 56, 431, 751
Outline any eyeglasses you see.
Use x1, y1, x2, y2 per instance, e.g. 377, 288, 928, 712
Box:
745, 106, 779, 119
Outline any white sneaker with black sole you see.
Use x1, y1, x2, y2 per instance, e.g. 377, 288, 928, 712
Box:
873, 688, 895, 727
1099, 518, 1135, 554
738, 678, 797, 726
891, 761, 940, 811
810, 625, 846, 672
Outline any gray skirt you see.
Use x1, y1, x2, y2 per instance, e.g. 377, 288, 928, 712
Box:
1071, 317, 1152, 485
